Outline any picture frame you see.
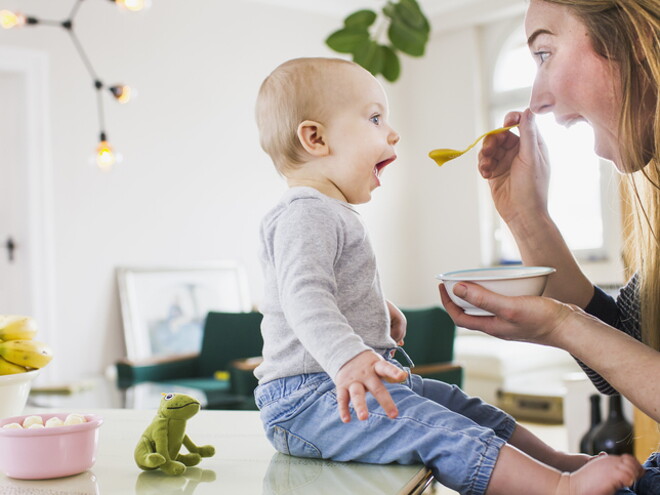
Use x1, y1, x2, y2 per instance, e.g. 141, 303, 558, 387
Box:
117, 261, 251, 361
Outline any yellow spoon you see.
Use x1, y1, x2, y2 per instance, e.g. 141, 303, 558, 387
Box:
428, 124, 520, 166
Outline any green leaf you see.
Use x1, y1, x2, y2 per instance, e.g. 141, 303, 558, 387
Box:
388, 18, 427, 57
326, 1, 431, 83
326, 28, 370, 54
395, 0, 430, 33
383, 2, 397, 19
380, 45, 401, 82
353, 40, 384, 77
344, 9, 377, 29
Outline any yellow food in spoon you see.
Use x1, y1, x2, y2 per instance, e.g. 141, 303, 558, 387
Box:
429, 124, 519, 167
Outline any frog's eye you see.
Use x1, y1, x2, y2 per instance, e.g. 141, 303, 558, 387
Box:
163, 393, 175, 401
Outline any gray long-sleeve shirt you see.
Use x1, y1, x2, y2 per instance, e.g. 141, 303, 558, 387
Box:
255, 187, 396, 384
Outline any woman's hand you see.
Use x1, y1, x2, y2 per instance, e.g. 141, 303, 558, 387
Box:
478, 109, 551, 225
440, 285, 660, 424
438, 282, 576, 347
386, 300, 406, 346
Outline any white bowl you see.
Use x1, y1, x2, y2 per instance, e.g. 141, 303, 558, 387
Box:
0, 370, 41, 419
437, 266, 556, 316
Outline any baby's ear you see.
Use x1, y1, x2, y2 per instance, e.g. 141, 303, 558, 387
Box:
297, 120, 329, 157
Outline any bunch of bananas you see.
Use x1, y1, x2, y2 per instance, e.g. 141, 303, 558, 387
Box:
0, 315, 53, 375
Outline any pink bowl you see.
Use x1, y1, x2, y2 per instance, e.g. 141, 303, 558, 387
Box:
0, 413, 103, 479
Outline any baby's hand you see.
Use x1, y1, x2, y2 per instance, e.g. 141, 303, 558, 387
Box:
334, 350, 407, 423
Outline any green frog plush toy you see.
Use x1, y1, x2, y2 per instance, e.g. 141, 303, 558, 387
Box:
134, 393, 215, 475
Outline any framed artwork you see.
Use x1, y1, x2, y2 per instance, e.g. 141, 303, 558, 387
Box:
117, 262, 251, 361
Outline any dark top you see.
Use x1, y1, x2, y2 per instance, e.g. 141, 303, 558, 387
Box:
582, 274, 642, 395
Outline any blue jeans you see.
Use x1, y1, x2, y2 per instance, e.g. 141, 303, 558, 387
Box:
254, 361, 515, 495
616, 452, 660, 494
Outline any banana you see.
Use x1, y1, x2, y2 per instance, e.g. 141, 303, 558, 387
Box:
0, 315, 38, 341
0, 340, 53, 369
0, 355, 29, 375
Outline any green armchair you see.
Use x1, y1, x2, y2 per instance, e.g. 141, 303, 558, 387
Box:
397, 306, 463, 387
115, 307, 461, 410
116, 311, 264, 410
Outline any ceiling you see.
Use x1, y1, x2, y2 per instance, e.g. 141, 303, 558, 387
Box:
251, 0, 482, 17
250, 0, 526, 31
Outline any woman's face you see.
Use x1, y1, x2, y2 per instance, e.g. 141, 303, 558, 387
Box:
525, 0, 624, 169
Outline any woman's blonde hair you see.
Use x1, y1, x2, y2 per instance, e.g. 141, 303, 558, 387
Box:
255, 57, 358, 175
541, 0, 659, 348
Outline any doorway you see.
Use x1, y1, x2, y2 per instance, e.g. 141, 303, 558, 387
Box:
0, 46, 55, 346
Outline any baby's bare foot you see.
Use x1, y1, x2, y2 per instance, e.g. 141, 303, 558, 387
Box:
563, 454, 643, 495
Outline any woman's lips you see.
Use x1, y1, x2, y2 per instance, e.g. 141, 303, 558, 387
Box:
557, 115, 586, 128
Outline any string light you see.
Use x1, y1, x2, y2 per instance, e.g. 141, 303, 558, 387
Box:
0, 1, 145, 170
109, 84, 135, 104
0, 10, 27, 29
114, 0, 151, 13
96, 133, 117, 171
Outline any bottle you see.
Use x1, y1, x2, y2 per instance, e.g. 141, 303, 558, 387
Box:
591, 394, 634, 455
579, 394, 602, 455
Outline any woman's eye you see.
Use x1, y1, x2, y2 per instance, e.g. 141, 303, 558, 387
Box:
534, 51, 550, 65
370, 114, 381, 125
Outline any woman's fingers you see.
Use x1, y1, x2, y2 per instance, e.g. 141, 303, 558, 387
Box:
438, 284, 506, 337
440, 282, 511, 322
479, 118, 522, 179
451, 282, 505, 316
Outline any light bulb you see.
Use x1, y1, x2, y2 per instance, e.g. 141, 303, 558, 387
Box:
109, 84, 135, 104
0, 10, 26, 29
96, 140, 116, 170
115, 0, 151, 12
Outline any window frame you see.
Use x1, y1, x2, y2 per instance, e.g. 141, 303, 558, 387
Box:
478, 16, 625, 285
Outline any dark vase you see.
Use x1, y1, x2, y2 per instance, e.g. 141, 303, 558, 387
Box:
579, 394, 602, 455
591, 394, 634, 455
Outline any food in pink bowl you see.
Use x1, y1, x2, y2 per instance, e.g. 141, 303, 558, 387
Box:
0, 413, 103, 479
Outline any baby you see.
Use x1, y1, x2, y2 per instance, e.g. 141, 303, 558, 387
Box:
253, 56, 642, 494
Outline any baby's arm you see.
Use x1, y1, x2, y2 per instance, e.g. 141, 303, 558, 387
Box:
386, 300, 406, 346
334, 350, 407, 423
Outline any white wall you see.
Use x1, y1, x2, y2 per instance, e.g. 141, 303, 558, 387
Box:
0, 0, 531, 381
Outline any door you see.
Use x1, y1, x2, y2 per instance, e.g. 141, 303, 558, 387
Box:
0, 47, 55, 345
0, 71, 30, 313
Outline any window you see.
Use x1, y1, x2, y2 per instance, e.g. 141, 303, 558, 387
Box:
483, 20, 622, 281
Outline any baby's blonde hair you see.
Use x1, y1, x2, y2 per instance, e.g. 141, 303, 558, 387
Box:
255, 57, 359, 174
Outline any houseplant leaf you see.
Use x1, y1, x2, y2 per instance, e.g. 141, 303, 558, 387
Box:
326, 28, 370, 54
353, 39, 384, 77
380, 45, 401, 82
325, 1, 431, 81
388, 18, 427, 57
344, 9, 377, 29
391, 0, 429, 33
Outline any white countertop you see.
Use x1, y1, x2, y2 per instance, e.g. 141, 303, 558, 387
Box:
1, 408, 432, 495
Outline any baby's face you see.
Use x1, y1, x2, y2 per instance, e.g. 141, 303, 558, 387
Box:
319, 65, 400, 204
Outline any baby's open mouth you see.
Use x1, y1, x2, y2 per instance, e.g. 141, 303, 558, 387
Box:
374, 156, 396, 177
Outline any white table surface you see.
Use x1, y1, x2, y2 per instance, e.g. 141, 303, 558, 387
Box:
0, 408, 432, 495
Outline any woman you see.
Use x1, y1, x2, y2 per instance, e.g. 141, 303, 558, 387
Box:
439, 0, 658, 492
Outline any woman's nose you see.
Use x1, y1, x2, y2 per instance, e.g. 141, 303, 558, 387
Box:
529, 76, 553, 115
